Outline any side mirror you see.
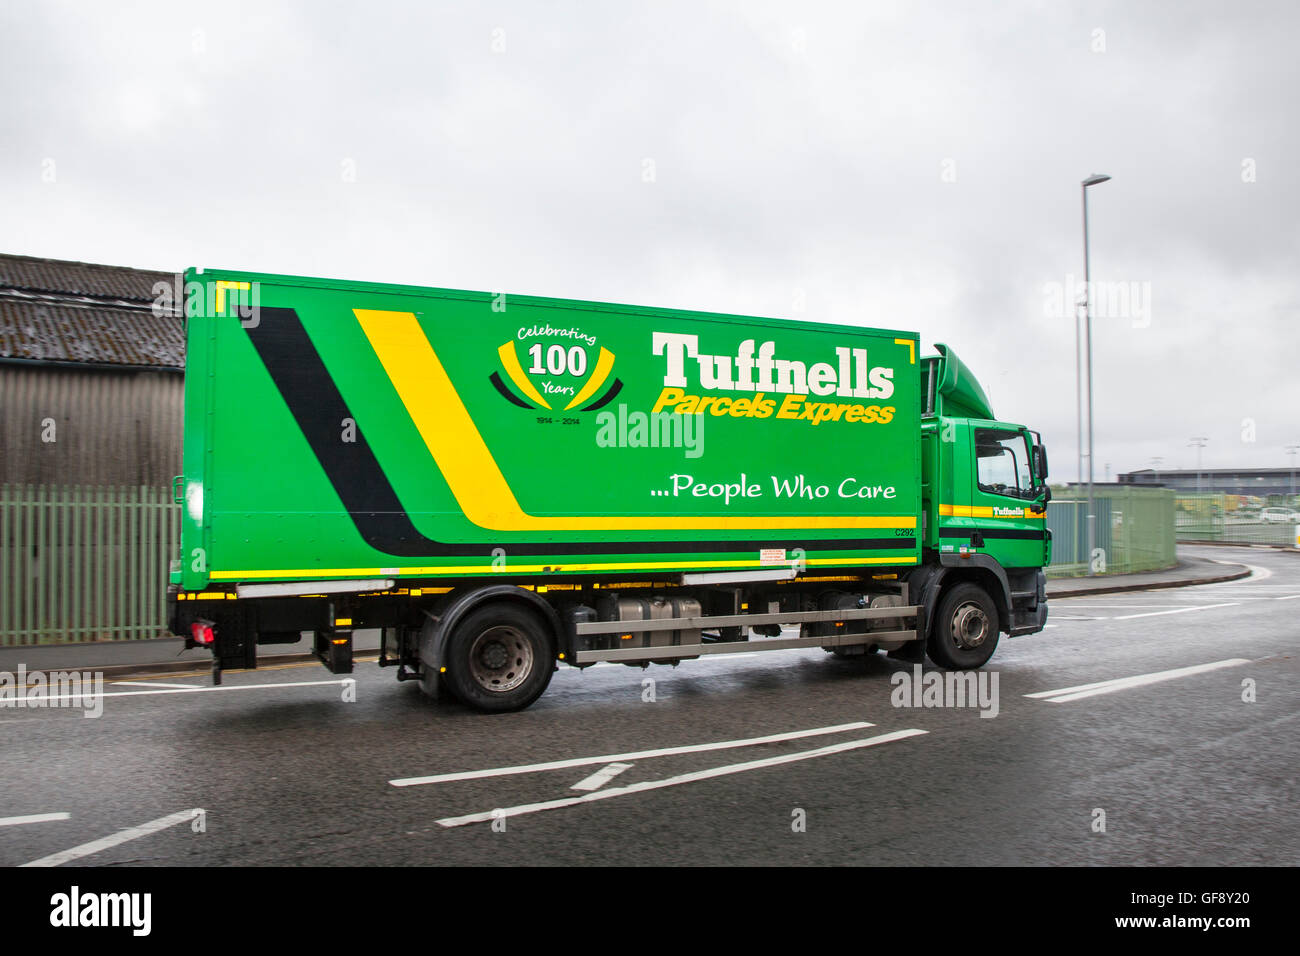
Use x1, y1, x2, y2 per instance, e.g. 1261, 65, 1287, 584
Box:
1033, 445, 1049, 483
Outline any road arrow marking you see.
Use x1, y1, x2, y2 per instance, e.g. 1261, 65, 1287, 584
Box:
435, 730, 927, 827
390, 721, 875, 788
571, 763, 634, 792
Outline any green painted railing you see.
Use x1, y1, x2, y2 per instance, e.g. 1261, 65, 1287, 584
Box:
1174, 493, 1300, 546
0, 485, 179, 646
1045, 485, 1177, 577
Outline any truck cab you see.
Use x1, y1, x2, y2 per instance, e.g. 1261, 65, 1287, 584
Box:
912, 344, 1051, 668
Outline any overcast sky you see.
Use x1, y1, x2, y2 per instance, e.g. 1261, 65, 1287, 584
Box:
3, 1, 1296, 480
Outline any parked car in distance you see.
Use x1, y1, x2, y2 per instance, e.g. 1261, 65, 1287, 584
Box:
1259, 507, 1300, 523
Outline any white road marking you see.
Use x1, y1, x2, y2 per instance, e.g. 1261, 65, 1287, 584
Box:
389, 721, 875, 788
20, 808, 201, 867
1110, 602, 1238, 620
1274, 595, 1300, 601
14, 678, 352, 704
0, 812, 70, 827
1054, 604, 1208, 609
1201, 563, 1272, 583
1025, 658, 1252, 704
571, 763, 634, 792
113, 681, 200, 689
436, 729, 928, 827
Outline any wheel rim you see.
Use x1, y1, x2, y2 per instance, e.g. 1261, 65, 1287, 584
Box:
467, 626, 534, 692
950, 602, 990, 649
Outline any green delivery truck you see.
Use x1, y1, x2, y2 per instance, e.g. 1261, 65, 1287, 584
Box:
167, 268, 1052, 711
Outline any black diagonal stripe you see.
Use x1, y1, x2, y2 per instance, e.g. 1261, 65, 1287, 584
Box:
581, 377, 623, 411
244, 308, 916, 558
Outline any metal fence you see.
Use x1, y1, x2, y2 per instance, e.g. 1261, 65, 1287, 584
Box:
0, 484, 179, 646
1174, 493, 1300, 546
0, 480, 1191, 643
1046, 486, 1176, 577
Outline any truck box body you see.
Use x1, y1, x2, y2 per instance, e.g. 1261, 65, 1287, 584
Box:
170, 268, 1049, 711
178, 269, 921, 591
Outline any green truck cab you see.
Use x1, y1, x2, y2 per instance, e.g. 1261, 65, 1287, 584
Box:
167, 269, 1050, 711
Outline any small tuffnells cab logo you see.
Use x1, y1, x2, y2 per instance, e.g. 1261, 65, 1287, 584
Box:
50, 886, 151, 936
491, 324, 621, 412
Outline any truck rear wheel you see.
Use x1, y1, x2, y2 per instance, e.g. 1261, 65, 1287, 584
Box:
444, 604, 555, 712
928, 582, 999, 669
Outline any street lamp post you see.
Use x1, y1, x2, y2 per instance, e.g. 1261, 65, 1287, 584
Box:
1286, 445, 1299, 501
1189, 437, 1208, 494
1151, 456, 1164, 485
1076, 300, 1084, 491
1082, 173, 1110, 575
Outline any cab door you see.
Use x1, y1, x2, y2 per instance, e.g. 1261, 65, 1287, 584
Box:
961, 421, 1047, 569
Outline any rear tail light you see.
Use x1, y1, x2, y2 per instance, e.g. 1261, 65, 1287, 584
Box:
190, 621, 215, 646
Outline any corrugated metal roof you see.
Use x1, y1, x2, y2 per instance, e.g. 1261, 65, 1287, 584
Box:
0, 300, 184, 368
0, 253, 176, 303
0, 254, 185, 369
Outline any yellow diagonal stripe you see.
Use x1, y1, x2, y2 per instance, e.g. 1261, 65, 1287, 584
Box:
353, 309, 916, 533
564, 346, 614, 411
497, 341, 551, 409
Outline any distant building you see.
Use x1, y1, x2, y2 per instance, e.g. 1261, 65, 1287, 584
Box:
0, 254, 183, 488
1119, 467, 1298, 497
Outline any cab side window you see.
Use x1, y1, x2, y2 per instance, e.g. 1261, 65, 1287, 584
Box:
975, 428, 1031, 498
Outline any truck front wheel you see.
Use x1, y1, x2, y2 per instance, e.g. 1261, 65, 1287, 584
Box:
444, 604, 555, 712
928, 582, 1000, 669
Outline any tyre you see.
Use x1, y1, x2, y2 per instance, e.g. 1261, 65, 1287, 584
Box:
443, 604, 555, 712
927, 582, 1000, 669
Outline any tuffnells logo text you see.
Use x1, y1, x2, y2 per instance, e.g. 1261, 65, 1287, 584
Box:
651, 333, 897, 427
50, 886, 151, 936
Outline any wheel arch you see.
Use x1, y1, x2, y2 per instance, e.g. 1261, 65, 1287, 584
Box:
910, 557, 1012, 637
417, 584, 563, 678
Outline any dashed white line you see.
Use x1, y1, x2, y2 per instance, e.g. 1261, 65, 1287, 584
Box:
435, 729, 928, 827
571, 763, 634, 791
389, 721, 875, 788
0, 812, 70, 828
1110, 602, 1238, 620
20, 809, 201, 867
1025, 658, 1253, 703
